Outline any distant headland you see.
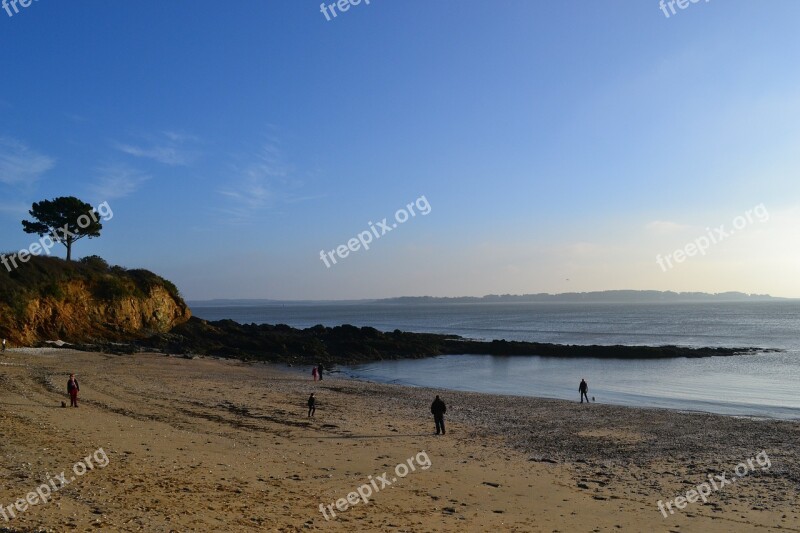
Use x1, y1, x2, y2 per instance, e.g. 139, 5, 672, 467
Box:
189, 290, 788, 307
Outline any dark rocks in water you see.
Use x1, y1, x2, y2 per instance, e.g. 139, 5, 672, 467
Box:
443, 338, 762, 359
131, 316, 765, 365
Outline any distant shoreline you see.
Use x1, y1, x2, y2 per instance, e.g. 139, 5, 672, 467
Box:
188, 289, 793, 306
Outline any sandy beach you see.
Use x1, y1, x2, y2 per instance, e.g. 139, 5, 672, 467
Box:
0, 349, 797, 532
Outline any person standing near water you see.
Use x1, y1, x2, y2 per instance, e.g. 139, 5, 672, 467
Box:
67, 373, 80, 407
312, 366, 318, 381
317, 363, 324, 381
307, 393, 316, 417
431, 395, 447, 435
579, 378, 589, 404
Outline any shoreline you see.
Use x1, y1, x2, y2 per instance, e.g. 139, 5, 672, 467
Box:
326, 355, 800, 422
0, 349, 797, 531
11, 347, 800, 421
175, 353, 799, 426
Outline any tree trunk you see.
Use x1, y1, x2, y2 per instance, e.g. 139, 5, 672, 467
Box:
66, 240, 72, 262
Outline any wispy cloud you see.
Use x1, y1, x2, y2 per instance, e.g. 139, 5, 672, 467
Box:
115, 131, 199, 166
116, 144, 193, 166
0, 137, 55, 185
163, 130, 200, 143
91, 163, 151, 200
219, 177, 274, 215
218, 142, 310, 222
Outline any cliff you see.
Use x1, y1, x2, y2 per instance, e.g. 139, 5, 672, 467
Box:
0, 255, 191, 345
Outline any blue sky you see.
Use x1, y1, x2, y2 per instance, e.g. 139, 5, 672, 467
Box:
2, 0, 800, 299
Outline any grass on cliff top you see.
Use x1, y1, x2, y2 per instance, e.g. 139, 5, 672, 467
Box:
0, 254, 183, 319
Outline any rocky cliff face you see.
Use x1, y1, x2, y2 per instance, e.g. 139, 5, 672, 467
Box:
10, 281, 191, 345
0, 257, 191, 346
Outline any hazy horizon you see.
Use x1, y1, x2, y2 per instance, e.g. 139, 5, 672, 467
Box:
3, 1, 800, 300
187, 289, 793, 304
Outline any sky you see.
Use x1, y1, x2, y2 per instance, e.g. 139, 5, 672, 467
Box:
1, 0, 800, 300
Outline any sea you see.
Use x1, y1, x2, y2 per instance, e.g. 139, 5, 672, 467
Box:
190, 301, 800, 419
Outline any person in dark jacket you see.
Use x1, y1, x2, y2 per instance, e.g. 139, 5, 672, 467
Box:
317, 363, 324, 381
307, 393, 316, 417
579, 378, 589, 404
67, 374, 80, 407
431, 395, 446, 435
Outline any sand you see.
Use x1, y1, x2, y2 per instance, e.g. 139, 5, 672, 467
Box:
0, 349, 797, 532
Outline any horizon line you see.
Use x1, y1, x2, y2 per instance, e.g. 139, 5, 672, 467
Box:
187, 290, 795, 304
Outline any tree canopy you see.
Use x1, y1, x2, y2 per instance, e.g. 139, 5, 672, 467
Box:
21, 197, 103, 261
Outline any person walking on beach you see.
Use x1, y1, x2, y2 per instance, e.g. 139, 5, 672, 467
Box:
431, 395, 446, 435
307, 393, 316, 417
317, 363, 324, 381
312, 366, 318, 381
67, 373, 80, 407
579, 378, 589, 404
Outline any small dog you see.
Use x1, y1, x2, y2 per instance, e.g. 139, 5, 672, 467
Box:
592, 396, 595, 402
61, 401, 67, 408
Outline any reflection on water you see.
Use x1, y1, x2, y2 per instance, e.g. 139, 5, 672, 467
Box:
193, 301, 800, 350
343, 353, 800, 420
192, 301, 800, 418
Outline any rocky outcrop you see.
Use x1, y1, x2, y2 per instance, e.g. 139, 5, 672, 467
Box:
0, 256, 191, 345
12, 281, 190, 345
138, 318, 764, 365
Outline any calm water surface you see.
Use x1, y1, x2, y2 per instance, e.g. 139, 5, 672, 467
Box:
192, 301, 800, 418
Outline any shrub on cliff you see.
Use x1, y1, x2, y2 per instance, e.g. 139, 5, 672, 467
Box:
0, 254, 188, 343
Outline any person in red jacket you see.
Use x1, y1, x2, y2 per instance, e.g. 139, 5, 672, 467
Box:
67, 374, 80, 407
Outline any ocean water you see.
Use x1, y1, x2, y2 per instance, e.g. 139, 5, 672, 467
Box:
191, 301, 800, 419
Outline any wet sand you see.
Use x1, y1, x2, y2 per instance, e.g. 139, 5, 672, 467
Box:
0, 349, 797, 532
